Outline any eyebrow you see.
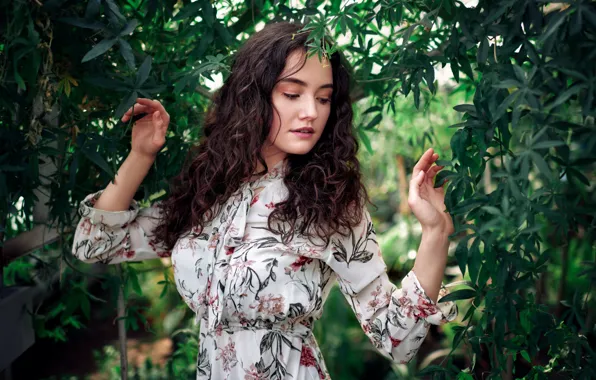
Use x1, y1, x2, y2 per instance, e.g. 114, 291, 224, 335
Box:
279, 78, 333, 90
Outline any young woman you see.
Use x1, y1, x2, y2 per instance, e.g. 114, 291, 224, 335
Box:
72, 22, 457, 380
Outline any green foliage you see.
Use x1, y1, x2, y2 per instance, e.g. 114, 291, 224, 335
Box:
2, 0, 595, 379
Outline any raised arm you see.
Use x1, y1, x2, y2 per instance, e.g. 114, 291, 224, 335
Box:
72, 98, 171, 264
324, 208, 457, 363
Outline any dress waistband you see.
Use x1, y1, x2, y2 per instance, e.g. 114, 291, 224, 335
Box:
209, 320, 313, 339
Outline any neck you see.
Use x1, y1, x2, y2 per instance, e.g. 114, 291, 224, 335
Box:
256, 145, 287, 173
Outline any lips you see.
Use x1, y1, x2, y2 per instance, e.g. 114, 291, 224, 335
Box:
290, 127, 314, 134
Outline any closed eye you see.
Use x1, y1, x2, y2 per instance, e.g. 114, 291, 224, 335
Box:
284, 93, 331, 105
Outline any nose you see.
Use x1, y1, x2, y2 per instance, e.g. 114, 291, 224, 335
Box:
298, 96, 318, 120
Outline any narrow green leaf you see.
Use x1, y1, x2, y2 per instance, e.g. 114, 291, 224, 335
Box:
549, 85, 584, 109
493, 91, 519, 121
80, 145, 114, 177
530, 152, 553, 181
481, 206, 502, 216
566, 167, 590, 186
539, 10, 568, 43
357, 128, 373, 154
128, 268, 143, 296
104, 0, 126, 23
134, 56, 152, 88
363, 105, 382, 114
453, 104, 477, 115
85, 0, 101, 19
455, 239, 468, 276
81, 38, 117, 63
115, 91, 138, 119
365, 114, 382, 130
521, 350, 531, 363
492, 79, 522, 89
439, 288, 476, 303
532, 140, 565, 150
119, 19, 139, 36
118, 39, 135, 70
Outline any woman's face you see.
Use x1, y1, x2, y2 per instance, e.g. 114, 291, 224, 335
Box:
262, 50, 333, 166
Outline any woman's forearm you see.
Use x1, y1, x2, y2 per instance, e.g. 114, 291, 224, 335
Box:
94, 151, 155, 211
411, 227, 450, 302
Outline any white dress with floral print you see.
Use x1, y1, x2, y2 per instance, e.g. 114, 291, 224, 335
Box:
72, 160, 457, 380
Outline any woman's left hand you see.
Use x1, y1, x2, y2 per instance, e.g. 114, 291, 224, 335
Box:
408, 147, 454, 235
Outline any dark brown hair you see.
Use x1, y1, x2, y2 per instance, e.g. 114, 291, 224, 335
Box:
154, 22, 369, 250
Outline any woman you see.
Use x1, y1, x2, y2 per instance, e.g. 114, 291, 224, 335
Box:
72, 22, 457, 379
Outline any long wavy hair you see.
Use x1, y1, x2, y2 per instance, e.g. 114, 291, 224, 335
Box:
154, 22, 370, 250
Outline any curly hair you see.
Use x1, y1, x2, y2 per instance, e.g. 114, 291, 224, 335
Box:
154, 22, 370, 250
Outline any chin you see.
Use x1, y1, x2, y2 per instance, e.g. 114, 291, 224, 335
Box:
284, 144, 317, 155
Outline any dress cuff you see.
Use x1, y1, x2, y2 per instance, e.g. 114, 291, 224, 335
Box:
78, 191, 140, 227
399, 270, 458, 325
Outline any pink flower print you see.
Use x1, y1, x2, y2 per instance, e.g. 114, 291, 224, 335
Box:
244, 364, 268, 380
370, 284, 382, 297
390, 336, 402, 347
366, 284, 384, 312
81, 218, 92, 235
306, 247, 322, 257
208, 232, 220, 250
179, 237, 200, 251
250, 294, 285, 315
362, 322, 371, 334
231, 259, 255, 270
367, 297, 381, 311
250, 194, 259, 207
299, 345, 325, 379
288, 256, 313, 272
414, 297, 438, 319
207, 294, 219, 307
265, 201, 275, 209
226, 247, 236, 256
383, 290, 392, 304
216, 340, 238, 372
215, 323, 224, 337
157, 250, 171, 258
397, 295, 414, 318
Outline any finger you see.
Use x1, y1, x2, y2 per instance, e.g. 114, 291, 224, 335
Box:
428, 164, 444, 182
413, 148, 435, 177
152, 111, 165, 137
122, 104, 151, 121
137, 98, 170, 124
409, 170, 425, 203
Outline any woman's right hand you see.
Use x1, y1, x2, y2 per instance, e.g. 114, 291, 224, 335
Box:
122, 98, 170, 159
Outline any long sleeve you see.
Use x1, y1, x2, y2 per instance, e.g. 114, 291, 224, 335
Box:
324, 208, 457, 363
71, 191, 171, 264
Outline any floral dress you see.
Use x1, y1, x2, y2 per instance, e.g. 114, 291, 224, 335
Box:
72, 159, 457, 380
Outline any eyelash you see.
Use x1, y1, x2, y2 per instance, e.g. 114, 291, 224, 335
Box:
283, 93, 331, 105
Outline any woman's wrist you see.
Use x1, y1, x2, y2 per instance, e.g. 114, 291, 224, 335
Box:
412, 228, 450, 302
128, 150, 157, 169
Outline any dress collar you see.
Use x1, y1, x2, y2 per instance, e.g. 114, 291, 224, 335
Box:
247, 158, 288, 188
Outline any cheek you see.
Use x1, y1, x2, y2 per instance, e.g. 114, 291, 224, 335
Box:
317, 106, 331, 128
